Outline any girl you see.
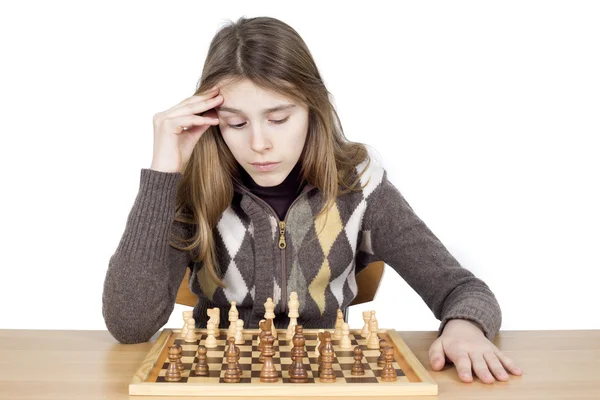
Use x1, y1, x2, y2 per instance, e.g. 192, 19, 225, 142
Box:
102, 16, 522, 384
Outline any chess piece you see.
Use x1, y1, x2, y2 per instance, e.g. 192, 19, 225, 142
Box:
174, 343, 184, 372
213, 307, 220, 337
381, 346, 397, 382
314, 329, 325, 357
367, 311, 380, 349
205, 321, 218, 349
289, 325, 308, 383
185, 317, 197, 343
260, 319, 278, 382
165, 345, 182, 381
234, 319, 245, 345
264, 297, 277, 338
181, 310, 193, 338
377, 339, 388, 367
317, 331, 328, 374
333, 308, 344, 340
339, 322, 352, 349
228, 301, 239, 339
224, 337, 241, 383
194, 345, 209, 376
351, 346, 365, 376
207, 308, 220, 338
286, 292, 299, 340
360, 310, 371, 338
319, 333, 336, 382
258, 319, 268, 363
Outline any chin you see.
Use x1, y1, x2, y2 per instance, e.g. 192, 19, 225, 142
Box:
251, 173, 284, 187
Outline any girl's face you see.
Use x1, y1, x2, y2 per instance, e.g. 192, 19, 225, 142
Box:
215, 78, 309, 187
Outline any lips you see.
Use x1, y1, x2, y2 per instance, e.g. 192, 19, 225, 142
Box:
251, 162, 280, 172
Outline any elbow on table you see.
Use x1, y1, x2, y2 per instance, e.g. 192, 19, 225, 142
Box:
102, 303, 171, 344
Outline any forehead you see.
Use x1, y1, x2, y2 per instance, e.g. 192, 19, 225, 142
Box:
216, 78, 296, 115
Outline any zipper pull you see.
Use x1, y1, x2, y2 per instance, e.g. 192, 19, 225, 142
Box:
278, 221, 287, 249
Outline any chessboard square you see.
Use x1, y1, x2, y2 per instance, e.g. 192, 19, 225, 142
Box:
335, 356, 355, 365
335, 350, 355, 357
155, 376, 189, 383
345, 376, 379, 384
365, 356, 380, 364
206, 350, 224, 358
331, 362, 343, 371
279, 358, 294, 365
341, 369, 376, 378
373, 368, 405, 377
282, 377, 315, 383
181, 350, 197, 357
181, 356, 195, 363
187, 375, 220, 383
239, 350, 252, 357
238, 357, 253, 366
338, 363, 356, 371
206, 357, 224, 364
279, 351, 292, 358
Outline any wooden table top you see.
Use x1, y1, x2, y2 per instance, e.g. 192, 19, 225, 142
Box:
1, 329, 598, 399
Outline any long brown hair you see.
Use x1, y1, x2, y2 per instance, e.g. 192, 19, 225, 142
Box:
169, 16, 372, 288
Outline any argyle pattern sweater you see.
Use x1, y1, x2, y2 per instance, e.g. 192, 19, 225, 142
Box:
102, 152, 502, 344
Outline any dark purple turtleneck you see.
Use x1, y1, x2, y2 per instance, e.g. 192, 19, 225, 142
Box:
238, 161, 306, 221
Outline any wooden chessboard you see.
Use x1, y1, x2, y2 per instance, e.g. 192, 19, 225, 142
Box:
130, 328, 437, 396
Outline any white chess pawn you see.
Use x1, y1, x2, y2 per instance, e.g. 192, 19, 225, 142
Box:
286, 292, 299, 340
234, 319, 245, 345
314, 329, 325, 357
185, 317, 197, 343
228, 301, 238, 339
181, 310, 193, 338
205, 321, 217, 348
367, 314, 380, 349
340, 322, 352, 349
333, 309, 344, 340
264, 298, 277, 338
360, 310, 371, 338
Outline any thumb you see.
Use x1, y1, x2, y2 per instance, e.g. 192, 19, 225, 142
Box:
428, 338, 446, 371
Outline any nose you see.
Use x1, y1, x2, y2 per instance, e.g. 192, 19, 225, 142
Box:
249, 126, 272, 152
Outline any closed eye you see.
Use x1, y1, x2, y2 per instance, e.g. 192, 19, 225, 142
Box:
228, 116, 289, 130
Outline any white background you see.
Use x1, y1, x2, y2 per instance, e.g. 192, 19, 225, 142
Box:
0, 1, 598, 334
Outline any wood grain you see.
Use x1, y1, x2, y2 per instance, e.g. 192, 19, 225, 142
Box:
1, 329, 599, 399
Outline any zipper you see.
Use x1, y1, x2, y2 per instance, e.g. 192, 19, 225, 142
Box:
234, 183, 312, 314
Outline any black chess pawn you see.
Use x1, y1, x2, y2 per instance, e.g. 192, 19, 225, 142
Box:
319, 333, 336, 383
165, 345, 182, 382
377, 339, 388, 367
381, 346, 397, 382
260, 321, 279, 382
224, 337, 241, 383
351, 346, 365, 376
174, 343, 184, 372
289, 325, 308, 383
194, 345, 209, 376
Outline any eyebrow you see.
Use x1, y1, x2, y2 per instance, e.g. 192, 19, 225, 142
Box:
217, 104, 296, 115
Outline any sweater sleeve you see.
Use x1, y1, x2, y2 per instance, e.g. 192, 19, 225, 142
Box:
363, 170, 502, 341
102, 168, 195, 344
